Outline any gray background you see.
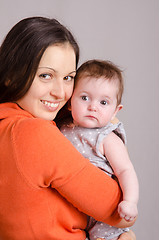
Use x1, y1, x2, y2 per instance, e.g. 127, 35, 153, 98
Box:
1, 0, 158, 239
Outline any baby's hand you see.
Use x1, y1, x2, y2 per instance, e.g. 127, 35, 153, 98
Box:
118, 200, 138, 221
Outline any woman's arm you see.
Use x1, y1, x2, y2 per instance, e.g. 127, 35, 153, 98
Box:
14, 119, 135, 227
15, 119, 136, 228
48, 126, 136, 228
15, 119, 130, 227
101, 132, 139, 221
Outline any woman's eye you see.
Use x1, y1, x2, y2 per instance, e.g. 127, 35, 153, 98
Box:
81, 96, 89, 101
100, 100, 108, 105
39, 73, 51, 80
64, 76, 74, 81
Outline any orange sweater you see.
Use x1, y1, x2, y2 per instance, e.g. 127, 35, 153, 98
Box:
0, 103, 121, 240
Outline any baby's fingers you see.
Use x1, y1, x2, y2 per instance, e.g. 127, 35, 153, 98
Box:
118, 201, 138, 220
119, 212, 136, 222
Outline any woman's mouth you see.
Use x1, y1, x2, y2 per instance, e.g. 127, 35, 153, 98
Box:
41, 100, 60, 111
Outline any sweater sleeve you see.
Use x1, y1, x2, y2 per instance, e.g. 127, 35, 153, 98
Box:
13, 118, 121, 225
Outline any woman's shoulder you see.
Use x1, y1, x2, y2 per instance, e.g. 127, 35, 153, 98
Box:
12, 115, 90, 189
14, 116, 56, 132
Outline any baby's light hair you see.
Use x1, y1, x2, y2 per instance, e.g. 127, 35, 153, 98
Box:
75, 60, 124, 105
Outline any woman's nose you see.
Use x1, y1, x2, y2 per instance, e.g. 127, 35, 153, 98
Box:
50, 79, 65, 99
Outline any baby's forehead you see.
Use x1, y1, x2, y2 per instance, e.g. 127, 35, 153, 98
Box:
77, 75, 120, 98
76, 74, 120, 86
77, 75, 119, 91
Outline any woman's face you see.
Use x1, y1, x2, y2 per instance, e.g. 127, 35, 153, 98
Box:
17, 43, 76, 120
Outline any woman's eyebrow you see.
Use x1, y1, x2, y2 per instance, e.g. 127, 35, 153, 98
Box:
69, 70, 76, 75
38, 67, 56, 72
38, 67, 76, 75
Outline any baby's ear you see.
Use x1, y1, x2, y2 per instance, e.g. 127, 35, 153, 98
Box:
111, 104, 123, 123
116, 104, 123, 112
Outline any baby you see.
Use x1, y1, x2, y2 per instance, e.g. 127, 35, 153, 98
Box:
60, 60, 139, 240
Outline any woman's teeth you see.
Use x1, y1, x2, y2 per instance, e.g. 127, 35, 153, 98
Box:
42, 100, 58, 108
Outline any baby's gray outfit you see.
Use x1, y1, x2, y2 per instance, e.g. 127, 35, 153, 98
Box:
61, 121, 129, 240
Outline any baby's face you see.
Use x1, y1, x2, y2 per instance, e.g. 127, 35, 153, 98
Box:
71, 76, 122, 128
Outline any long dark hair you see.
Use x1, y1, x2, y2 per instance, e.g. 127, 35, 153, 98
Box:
0, 17, 79, 103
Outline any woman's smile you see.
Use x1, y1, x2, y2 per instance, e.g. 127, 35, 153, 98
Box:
41, 100, 60, 111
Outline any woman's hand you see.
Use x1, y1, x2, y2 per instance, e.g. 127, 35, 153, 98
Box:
118, 230, 136, 240
96, 230, 136, 240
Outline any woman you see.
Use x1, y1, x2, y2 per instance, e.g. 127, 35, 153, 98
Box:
0, 17, 136, 240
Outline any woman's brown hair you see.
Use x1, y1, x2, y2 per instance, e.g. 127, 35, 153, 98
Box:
0, 17, 79, 103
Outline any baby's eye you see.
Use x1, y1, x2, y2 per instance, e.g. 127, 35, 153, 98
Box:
64, 76, 74, 81
100, 100, 108, 105
81, 96, 89, 101
39, 73, 52, 80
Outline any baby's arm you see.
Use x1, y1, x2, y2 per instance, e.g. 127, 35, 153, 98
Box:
101, 132, 139, 221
